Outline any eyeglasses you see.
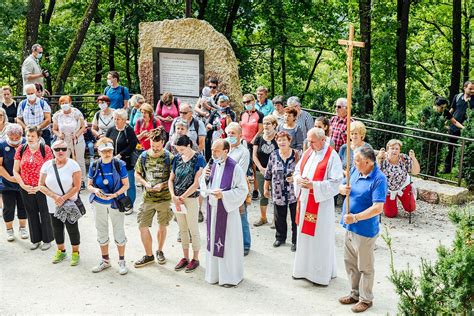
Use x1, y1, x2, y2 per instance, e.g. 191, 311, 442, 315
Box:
243, 100, 252, 105
208, 85, 217, 89
53, 147, 68, 152
179, 111, 190, 115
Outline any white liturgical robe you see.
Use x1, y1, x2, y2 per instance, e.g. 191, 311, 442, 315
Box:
292, 144, 343, 285
199, 157, 248, 286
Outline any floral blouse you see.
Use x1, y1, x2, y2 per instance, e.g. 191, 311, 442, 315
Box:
380, 153, 413, 191
264, 149, 298, 206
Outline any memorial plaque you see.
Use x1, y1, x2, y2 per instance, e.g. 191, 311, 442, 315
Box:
153, 47, 204, 106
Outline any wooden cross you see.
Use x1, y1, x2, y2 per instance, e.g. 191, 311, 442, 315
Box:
338, 25, 365, 214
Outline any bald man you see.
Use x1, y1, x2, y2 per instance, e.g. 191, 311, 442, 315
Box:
199, 139, 248, 287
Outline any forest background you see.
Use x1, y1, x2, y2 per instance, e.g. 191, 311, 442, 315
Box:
0, 0, 472, 126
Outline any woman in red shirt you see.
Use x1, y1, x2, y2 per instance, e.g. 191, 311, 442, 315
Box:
13, 125, 54, 250
155, 92, 180, 134
135, 103, 161, 150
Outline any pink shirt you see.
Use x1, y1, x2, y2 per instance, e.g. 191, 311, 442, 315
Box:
156, 100, 180, 133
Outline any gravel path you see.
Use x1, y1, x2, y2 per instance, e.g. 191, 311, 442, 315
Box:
0, 191, 456, 314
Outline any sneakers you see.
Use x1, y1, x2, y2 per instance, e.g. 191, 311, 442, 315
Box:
52, 250, 67, 264
185, 259, 199, 273
134, 255, 155, 268
70, 252, 80, 266
6, 229, 15, 242
156, 250, 166, 265
253, 218, 268, 227
30, 242, 41, 250
198, 211, 204, 223
252, 190, 259, 200
174, 258, 189, 271
92, 259, 111, 273
118, 260, 128, 275
19, 227, 29, 239
291, 243, 297, 252
41, 242, 51, 251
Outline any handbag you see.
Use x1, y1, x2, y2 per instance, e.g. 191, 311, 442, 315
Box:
97, 161, 132, 213
52, 160, 86, 215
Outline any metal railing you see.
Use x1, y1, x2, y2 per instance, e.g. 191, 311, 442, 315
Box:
305, 108, 473, 187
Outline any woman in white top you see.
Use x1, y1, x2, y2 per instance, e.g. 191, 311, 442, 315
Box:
92, 95, 115, 138
39, 140, 82, 266
52, 95, 86, 183
0, 107, 11, 141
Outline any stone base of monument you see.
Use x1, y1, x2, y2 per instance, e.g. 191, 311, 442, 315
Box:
412, 177, 472, 205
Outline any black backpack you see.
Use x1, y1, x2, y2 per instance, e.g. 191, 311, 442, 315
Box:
19, 143, 46, 159
90, 158, 122, 178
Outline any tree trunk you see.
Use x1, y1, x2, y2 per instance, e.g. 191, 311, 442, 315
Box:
396, 0, 410, 122
125, 35, 131, 89
18, 0, 42, 95
223, 0, 241, 42
462, 0, 471, 84
302, 48, 323, 101
42, 0, 56, 25
52, 0, 101, 94
196, 0, 208, 19
359, 0, 373, 114
281, 39, 287, 95
94, 15, 102, 93
449, 0, 462, 103
185, 0, 192, 18
133, 31, 140, 93
108, 8, 116, 71
270, 47, 275, 96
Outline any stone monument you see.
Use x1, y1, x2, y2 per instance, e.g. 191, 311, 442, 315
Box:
138, 18, 242, 110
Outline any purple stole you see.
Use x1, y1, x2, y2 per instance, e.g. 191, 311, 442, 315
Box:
206, 157, 237, 258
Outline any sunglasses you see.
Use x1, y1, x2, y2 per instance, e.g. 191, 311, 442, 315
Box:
243, 100, 252, 105
53, 147, 68, 152
208, 85, 217, 89
180, 111, 190, 115
336, 105, 346, 109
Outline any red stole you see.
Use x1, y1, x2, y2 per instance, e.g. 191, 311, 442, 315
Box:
295, 146, 333, 236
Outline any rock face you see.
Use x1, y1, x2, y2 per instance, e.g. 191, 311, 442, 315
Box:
412, 177, 471, 205
138, 18, 242, 110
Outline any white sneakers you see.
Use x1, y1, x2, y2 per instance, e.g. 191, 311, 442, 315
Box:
19, 227, 29, 239
6, 229, 14, 242
41, 242, 51, 251
91, 259, 128, 275
30, 242, 41, 250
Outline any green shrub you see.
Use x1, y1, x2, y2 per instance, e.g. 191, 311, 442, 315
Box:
382, 205, 474, 314
459, 109, 474, 190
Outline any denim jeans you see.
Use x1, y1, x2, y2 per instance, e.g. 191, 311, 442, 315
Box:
86, 140, 95, 158
240, 204, 251, 250
127, 169, 136, 206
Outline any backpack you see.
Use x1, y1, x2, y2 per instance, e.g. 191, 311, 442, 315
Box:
19, 143, 46, 159
20, 99, 46, 112
190, 118, 201, 146
90, 157, 122, 179
139, 150, 171, 175
156, 97, 179, 116
104, 85, 125, 101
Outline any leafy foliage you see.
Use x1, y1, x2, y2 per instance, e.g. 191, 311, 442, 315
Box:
459, 109, 474, 189
382, 205, 474, 314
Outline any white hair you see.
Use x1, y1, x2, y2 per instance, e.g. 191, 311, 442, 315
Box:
0, 108, 7, 125
5, 123, 23, 136
225, 122, 242, 135
31, 44, 42, 52
24, 83, 36, 94
287, 96, 301, 107
307, 127, 326, 139
336, 98, 347, 107
113, 109, 128, 120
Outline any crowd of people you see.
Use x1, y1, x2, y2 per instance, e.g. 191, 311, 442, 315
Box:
1, 43, 472, 313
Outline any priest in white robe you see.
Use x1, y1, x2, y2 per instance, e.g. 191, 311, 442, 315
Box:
293, 127, 343, 285
199, 139, 248, 287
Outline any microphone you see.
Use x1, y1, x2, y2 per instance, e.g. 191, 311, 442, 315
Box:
205, 158, 214, 185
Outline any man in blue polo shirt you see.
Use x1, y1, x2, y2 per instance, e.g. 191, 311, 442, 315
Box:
104, 71, 130, 110
338, 146, 387, 313
255, 86, 274, 116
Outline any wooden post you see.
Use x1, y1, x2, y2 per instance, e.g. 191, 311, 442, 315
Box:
185, 0, 192, 18
338, 25, 365, 214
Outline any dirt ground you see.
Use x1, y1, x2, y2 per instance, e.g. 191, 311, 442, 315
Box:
0, 190, 456, 315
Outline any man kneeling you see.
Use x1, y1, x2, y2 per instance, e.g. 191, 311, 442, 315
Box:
134, 129, 174, 267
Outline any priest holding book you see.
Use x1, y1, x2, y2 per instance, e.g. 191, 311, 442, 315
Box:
292, 127, 343, 285
199, 139, 248, 287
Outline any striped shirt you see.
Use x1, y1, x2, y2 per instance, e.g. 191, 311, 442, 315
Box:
296, 110, 314, 137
